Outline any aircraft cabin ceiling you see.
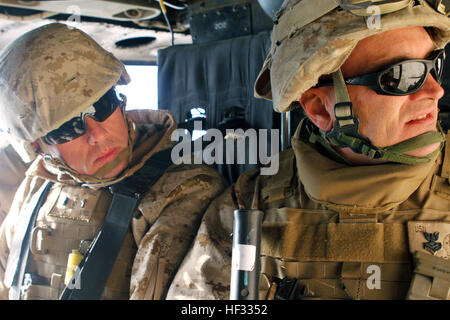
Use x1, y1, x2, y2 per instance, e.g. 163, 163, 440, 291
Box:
0, 0, 275, 64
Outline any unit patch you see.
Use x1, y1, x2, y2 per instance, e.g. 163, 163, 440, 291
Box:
407, 221, 450, 260
423, 232, 442, 254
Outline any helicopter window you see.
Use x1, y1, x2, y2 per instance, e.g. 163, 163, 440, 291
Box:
188, 107, 207, 140
0, 65, 158, 146
179, 107, 208, 141
0, 130, 5, 146
116, 65, 158, 111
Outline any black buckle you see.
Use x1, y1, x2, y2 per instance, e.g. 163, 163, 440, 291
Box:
326, 102, 371, 149
274, 277, 306, 300
333, 102, 358, 135
108, 182, 141, 199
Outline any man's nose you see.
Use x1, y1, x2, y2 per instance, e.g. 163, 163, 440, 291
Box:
85, 116, 107, 145
410, 73, 445, 101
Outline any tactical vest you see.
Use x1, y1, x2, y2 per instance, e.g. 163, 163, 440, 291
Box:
257, 128, 450, 300
22, 182, 136, 300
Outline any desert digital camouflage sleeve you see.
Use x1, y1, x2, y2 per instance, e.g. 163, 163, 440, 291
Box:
165, 169, 259, 300
129, 164, 226, 300
0, 143, 29, 226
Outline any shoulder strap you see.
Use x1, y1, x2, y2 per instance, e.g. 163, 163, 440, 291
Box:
59, 148, 173, 300
5, 180, 53, 300
260, 149, 296, 204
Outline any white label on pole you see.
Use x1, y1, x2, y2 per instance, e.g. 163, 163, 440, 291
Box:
231, 244, 256, 271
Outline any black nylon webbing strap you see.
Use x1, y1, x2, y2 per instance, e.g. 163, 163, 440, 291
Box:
59, 148, 173, 300
59, 191, 138, 300
6, 181, 53, 300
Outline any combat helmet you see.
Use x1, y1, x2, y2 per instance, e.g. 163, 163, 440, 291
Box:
255, 0, 450, 164
0, 23, 130, 163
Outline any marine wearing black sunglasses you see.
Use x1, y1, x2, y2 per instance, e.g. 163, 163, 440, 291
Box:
315, 49, 445, 96
43, 87, 125, 145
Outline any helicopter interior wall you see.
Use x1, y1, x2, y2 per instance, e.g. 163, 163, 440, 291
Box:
157, 30, 272, 130
438, 43, 450, 131
157, 30, 275, 184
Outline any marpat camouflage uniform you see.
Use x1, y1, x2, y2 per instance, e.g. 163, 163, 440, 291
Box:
0, 110, 225, 300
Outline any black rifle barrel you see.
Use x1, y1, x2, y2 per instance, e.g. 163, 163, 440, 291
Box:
230, 209, 263, 300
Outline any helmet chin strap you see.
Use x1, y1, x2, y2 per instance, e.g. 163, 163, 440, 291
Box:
312, 69, 445, 165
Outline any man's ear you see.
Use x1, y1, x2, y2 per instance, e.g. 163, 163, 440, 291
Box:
299, 88, 334, 131
31, 140, 41, 153
37, 138, 60, 158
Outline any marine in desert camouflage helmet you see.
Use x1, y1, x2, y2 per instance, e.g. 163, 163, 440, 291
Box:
255, 0, 450, 165
0, 23, 132, 182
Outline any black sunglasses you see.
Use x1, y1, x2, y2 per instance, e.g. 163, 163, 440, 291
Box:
43, 87, 125, 145
315, 49, 445, 96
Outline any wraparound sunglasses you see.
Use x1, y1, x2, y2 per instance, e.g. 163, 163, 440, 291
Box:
315, 49, 445, 96
43, 87, 125, 145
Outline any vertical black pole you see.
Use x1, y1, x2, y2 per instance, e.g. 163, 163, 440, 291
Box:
230, 209, 263, 300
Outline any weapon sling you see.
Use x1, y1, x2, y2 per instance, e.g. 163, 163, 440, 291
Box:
59, 148, 173, 300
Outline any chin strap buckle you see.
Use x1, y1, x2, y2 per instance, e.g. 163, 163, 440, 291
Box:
325, 101, 374, 154
323, 70, 376, 157
331, 101, 360, 136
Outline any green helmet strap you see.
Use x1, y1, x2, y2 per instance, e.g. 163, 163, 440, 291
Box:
324, 70, 371, 150
318, 126, 445, 165
312, 69, 445, 165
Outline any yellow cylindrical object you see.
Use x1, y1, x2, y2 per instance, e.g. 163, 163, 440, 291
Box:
64, 249, 83, 285
159, 0, 168, 14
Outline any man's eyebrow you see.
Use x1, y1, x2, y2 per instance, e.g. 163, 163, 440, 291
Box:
318, 49, 436, 81
377, 49, 434, 69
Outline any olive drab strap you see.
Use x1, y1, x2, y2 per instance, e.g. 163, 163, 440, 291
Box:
5, 181, 54, 300
323, 70, 371, 152
317, 69, 446, 165
322, 126, 445, 164
317, 69, 378, 162
258, 151, 300, 300
260, 149, 296, 204
376, 130, 445, 164
59, 148, 173, 300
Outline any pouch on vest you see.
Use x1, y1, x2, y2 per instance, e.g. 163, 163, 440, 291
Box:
407, 221, 450, 299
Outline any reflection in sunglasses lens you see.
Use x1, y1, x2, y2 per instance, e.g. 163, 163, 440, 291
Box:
381, 62, 426, 94
436, 57, 443, 81
380, 67, 400, 91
